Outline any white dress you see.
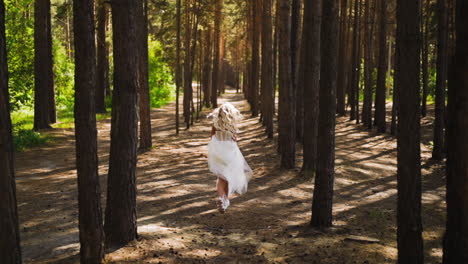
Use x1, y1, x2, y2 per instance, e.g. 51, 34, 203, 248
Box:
208, 130, 253, 195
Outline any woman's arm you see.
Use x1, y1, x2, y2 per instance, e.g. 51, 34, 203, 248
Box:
210, 126, 216, 137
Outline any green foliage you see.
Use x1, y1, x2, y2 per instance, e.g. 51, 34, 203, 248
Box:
5, 0, 35, 110
13, 127, 49, 152
53, 39, 75, 110
148, 38, 174, 108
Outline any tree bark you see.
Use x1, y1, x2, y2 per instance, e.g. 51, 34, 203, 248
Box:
34, 0, 53, 130
278, 0, 296, 169
362, 0, 373, 128
375, 0, 388, 133
349, 0, 360, 121
211, 0, 222, 108
250, 0, 261, 116
202, 27, 212, 108
396, 0, 424, 262
421, 0, 430, 118
138, 0, 152, 149
432, 0, 448, 160
301, 0, 321, 179
96, 0, 108, 114
337, 0, 348, 116
443, 1, 468, 262
261, 0, 274, 138
73, 0, 105, 261
311, 0, 338, 228
183, 0, 192, 128
0, 1, 22, 261
176, 0, 181, 134
105, 0, 139, 248
291, 0, 302, 142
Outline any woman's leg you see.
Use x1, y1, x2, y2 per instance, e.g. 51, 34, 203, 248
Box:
217, 177, 227, 197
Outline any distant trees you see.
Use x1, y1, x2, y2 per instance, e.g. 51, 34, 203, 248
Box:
95, 0, 109, 114
443, 0, 468, 262
395, 0, 424, 262
72, 0, 104, 261
104, 0, 139, 248
0, 0, 22, 261
211, 0, 223, 108
311, 0, 338, 227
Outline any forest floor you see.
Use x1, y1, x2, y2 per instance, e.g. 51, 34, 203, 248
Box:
15, 88, 445, 264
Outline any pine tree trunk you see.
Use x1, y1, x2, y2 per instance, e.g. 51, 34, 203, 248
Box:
211, 0, 222, 108
443, 1, 468, 262
34, 0, 53, 130
278, 0, 296, 169
432, 0, 448, 160
301, 0, 321, 179
421, 0, 430, 118
73, 0, 105, 261
138, 0, 152, 149
202, 27, 212, 107
291, 0, 302, 142
175, 0, 181, 134
311, 0, 338, 228
46, 1, 55, 124
250, 0, 261, 116
105, 0, 139, 248
261, 0, 274, 138
96, 0, 108, 114
362, 0, 373, 128
337, 0, 348, 116
349, 0, 360, 121
0, 1, 22, 261
183, 0, 192, 128
395, 0, 424, 262
375, 0, 388, 133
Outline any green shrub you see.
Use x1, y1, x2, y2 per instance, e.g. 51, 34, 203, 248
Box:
12, 125, 48, 152
148, 38, 174, 108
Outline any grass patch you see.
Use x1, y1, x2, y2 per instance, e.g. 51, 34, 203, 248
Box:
11, 107, 111, 151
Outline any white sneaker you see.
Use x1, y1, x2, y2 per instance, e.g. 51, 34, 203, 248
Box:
222, 196, 230, 211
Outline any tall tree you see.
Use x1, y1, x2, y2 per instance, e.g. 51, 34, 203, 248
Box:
138, 0, 152, 149
395, 0, 424, 262
443, 0, 468, 262
95, 0, 108, 114
202, 27, 212, 108
183, 0, 193, 128
311, 0, 338, 227
211, 0, 223, 108
301, 0, 322, 179
277, 0, 296, 169
0, 1, 22, 261
432, 0, 448, 160
73, 0, 105, 261
337, 0, 349, 116
375, 0, 388, 133
291, 0, 302, 141
421, 0, 430, 117
175, 0, 181, 134
34, 0, 54, 130
361, 0, 374, 129
349, 0, 360, 121
105, 0, 139, 248
261, 0, 274, 138
249, 0, 260, 116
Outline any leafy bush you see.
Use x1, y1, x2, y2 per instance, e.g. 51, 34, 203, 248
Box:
148, 38, 174, 108
53, 39, 75, 110
5, 0, 35, 110
12, 121, 48, 151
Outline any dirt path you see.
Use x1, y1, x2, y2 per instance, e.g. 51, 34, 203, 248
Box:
15, 89, 445, 263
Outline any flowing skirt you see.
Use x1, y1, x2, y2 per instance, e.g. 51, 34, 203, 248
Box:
208, 136, 252, 195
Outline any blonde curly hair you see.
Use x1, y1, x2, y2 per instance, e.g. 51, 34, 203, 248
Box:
208, 103, 243, 133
